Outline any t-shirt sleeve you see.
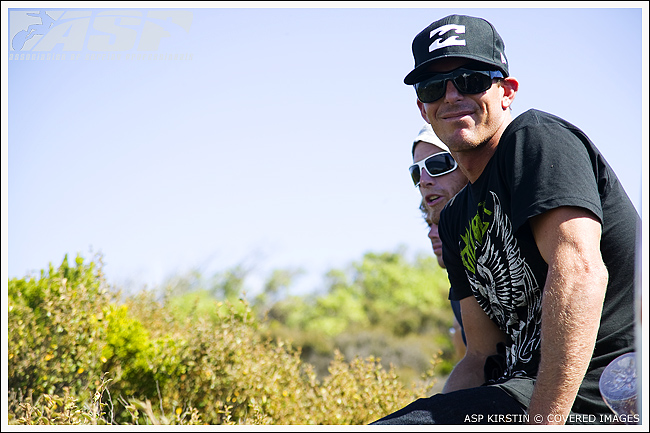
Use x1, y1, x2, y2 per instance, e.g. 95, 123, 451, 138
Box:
501, 120, 604, 233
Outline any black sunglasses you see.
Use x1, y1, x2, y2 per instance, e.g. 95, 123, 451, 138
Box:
414, 68, 504, 103
409, 152, 458, 187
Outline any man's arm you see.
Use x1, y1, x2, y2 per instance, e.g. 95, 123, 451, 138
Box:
526, 206, 608, 424
442, 295, 507, 393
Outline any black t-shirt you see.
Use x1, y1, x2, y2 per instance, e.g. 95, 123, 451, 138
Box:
439, 109, 639, 417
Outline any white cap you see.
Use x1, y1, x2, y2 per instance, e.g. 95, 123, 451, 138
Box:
412, 123, 449, 156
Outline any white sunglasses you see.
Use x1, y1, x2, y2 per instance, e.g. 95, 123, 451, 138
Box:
409, 152, 458, 187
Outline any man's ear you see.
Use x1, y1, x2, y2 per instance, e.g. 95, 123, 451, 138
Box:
501, 77, 519, 110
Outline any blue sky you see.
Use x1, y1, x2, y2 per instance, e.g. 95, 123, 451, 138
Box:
3, 3, 648, 298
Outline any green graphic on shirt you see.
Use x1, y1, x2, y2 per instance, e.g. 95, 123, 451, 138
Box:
460, 202, 492, 274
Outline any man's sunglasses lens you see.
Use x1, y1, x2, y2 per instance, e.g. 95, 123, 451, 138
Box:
415, 69, 502, 103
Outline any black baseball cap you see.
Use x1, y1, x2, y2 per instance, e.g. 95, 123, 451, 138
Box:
404, 14, 509, 85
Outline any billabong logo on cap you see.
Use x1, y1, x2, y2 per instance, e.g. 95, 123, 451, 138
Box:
429, 24, 466, 52
405, 15, 509, 85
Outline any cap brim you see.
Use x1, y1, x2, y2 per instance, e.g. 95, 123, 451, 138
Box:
404, 59, 438, 85
404, 55, 508, 85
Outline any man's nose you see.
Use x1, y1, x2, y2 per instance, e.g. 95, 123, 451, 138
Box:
442, 79, 462, 101
419, 167, 437, 186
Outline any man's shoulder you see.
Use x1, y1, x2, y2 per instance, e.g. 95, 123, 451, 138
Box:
502, 109, 578, 149
511, 108, 562, 128
510, 109, 580, 132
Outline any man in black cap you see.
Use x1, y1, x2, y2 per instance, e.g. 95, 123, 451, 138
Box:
372, 14, 639, 425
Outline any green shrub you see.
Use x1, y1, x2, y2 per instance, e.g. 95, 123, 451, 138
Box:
100, 304, 161, 403
264, 249, 458, 380
8, 254, 117, 398
7, 377, 203, 425
8, 252, 445, 425
268, 250, 453, 336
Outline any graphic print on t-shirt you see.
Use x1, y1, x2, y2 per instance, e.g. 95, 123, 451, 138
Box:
460, 191, 542, 378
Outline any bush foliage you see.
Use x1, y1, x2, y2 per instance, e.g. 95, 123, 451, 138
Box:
8, 250, 456, 425
8, 254, 115, 398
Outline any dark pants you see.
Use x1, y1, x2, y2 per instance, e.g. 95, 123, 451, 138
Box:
370, 386, 526, 425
